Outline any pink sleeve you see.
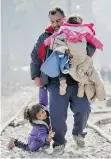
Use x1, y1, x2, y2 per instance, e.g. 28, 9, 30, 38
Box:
86, 34, 103, 50
44, 32, 59, 46
44, 37, 51, 46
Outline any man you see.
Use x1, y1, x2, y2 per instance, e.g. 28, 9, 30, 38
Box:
30, 7, 95, 155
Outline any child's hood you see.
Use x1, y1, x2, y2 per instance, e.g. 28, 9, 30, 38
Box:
32, 120, 49, 129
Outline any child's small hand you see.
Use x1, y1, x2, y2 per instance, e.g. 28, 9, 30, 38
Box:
65, 48, 70, 54
47, 136, 52, 142
65, 49, 73, 57
47, 131, 55, 142
49, 131, 55, 138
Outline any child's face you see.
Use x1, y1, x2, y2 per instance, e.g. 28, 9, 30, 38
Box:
36, 109, 47, 120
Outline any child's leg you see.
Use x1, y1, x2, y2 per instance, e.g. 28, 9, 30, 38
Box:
39, 87, 48, 106
8, 138, 29, 151
59, 77, 67, 95
77, 82, 85, 98
14, 139, 29, 151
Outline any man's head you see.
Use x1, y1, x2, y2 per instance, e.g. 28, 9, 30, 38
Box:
48, 7, 65, 32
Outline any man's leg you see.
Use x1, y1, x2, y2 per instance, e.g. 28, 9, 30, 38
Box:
39, 87, 48, 106
70, 85, 91, 145
48, 84, 69, 147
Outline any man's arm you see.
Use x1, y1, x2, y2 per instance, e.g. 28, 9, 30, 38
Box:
86, 42, 96, 57
30, 33, 45, 87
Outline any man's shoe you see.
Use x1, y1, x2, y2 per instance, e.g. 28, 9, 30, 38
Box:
52, 145, 65, 156
73, 134, 85, 147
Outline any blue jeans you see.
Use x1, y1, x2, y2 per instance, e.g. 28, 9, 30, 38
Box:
48, 83, 91, 145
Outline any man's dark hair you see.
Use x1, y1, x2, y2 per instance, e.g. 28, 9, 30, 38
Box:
48, 7, 65, 17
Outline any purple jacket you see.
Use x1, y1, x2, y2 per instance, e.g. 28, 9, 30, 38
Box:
28, 120, 49, 152
39, 87, 48, 106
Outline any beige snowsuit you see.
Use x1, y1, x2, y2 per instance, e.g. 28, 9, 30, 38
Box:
50, 34, 105, 101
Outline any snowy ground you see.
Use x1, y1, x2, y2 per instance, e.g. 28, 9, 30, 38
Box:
1, 100, 111, 158
1, 86, 38, 127
1, 83, 111, 158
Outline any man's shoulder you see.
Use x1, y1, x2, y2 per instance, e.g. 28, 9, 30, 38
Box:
39, 32, 51, 41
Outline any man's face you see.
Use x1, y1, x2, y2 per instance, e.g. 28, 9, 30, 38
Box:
49, 12, 64, 32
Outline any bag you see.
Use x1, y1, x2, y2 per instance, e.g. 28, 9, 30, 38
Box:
41, 51, 60, 77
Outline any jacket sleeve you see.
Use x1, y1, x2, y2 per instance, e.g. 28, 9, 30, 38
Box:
86, 34, 103, 50
30, 33, 45, 80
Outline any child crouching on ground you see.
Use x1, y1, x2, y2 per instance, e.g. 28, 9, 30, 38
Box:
8, 104, 55, 152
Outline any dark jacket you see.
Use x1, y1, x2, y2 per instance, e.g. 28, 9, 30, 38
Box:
30, 26, 96, 85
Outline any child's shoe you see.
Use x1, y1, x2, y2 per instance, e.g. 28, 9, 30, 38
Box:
8, 138, 15, 150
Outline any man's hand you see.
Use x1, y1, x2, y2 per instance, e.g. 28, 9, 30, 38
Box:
34, 77, 43, 87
